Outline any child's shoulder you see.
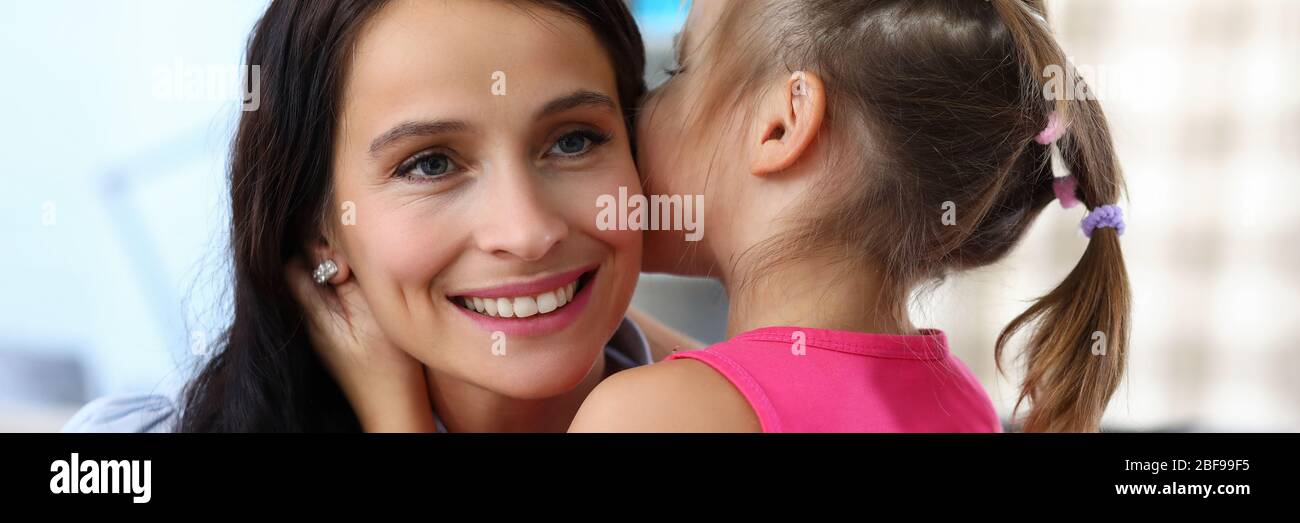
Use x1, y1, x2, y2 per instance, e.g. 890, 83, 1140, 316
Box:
568, 357, 761, 432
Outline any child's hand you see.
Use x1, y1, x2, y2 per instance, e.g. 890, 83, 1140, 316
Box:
285, 257, 438, 432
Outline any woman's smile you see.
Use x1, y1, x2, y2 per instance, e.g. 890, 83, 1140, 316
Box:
447, 263, 600, 337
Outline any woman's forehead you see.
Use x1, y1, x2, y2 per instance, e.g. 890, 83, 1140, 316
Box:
340, 0, 619, 138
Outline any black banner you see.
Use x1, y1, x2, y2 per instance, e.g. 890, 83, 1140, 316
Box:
2, 433, 1294, 511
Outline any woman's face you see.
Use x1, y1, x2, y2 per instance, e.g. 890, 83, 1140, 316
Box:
329, 0, 641, 399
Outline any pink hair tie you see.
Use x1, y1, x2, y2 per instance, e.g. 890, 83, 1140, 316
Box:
1035, 111, 1067, 145
1053, 175, 1080, 209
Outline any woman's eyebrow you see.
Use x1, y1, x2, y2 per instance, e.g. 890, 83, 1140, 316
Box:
367, 91, 612, 157
369, 120, 470, 157
535, 90, 616, 120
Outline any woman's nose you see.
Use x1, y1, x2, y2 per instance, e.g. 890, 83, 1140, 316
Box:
472, 162, 570, 261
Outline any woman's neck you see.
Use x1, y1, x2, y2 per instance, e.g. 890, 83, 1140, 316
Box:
722, 253, 917, 339
424, 352, 607, 433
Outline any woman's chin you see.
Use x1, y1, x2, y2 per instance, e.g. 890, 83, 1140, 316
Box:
468, 343, 607, 400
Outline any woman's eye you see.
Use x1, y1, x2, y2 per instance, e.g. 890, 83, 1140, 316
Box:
547, 130, 610, 158
397, 152, 459, 180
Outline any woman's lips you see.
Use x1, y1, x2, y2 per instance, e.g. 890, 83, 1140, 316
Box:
447, 266, 598, 338
447, 264, 595, 299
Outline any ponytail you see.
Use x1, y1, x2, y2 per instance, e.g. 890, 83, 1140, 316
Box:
991, 0, 1131, 432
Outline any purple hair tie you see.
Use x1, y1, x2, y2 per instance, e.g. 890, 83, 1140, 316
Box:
1081, 204, 1125, 237
1053, 175, 1080, 208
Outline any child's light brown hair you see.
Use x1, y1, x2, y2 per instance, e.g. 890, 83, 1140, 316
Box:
686, 0, 1130, 432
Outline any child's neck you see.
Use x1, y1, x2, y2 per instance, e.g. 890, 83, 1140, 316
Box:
723, 253, 918, 339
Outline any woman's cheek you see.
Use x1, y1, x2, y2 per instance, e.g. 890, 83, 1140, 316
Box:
568, 160, 634, 222
563, 162, 642, 264
355, 204, 460, 287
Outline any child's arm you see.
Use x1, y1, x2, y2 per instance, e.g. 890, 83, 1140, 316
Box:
286, 258, 439, 432
625, 306, 705, 362
568, 359, 761, 432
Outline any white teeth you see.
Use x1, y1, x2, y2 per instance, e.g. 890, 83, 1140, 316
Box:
537, 291, 558, 314
456, 278, 583, 319
513, 296, 538, 318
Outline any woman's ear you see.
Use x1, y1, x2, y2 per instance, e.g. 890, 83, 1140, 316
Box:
308, 225, 352, 286
750, 70, 827, 176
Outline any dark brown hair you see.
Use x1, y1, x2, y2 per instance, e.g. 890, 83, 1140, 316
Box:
181, 0, 645, 431
687, 0, 1129, 432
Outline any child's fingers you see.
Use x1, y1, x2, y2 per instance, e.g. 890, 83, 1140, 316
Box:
284, 258, 399, 368
284, 256, 341, 331
333, 279, 369, 332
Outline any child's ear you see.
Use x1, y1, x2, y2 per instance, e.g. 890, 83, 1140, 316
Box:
750, 70, 826, 177
307, 225, 352, 286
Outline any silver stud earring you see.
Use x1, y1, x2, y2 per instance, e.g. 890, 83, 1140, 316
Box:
312, 259, 338, 285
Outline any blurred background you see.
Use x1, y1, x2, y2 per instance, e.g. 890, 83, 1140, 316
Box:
1, 0, 1296, 432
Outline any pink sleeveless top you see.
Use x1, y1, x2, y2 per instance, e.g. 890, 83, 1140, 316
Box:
665, 326, 1002, 433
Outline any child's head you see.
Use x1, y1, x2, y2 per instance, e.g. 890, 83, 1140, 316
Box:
637, 0, 1129, 432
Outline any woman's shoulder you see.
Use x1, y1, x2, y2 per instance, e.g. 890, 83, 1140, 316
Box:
62, 392, 180, 433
